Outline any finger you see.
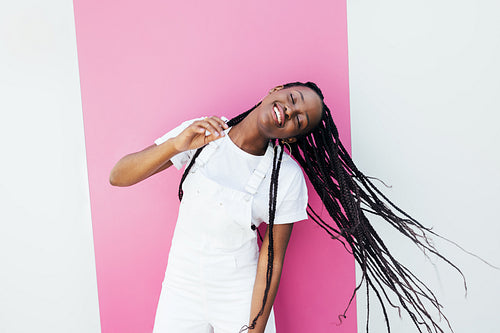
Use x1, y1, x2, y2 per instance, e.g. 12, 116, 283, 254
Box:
208, 116, 229, 129
193, 120, 222, 138
204, 117, 227, 136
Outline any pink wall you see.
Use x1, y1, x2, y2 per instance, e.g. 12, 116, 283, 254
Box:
74, 0, 355, 332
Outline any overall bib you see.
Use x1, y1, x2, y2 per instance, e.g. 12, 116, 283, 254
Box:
153, 139, 276, 333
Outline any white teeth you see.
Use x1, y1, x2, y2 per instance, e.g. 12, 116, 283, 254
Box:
273, 105, 281, 125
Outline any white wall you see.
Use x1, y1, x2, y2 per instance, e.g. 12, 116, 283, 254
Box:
0, 1, 100, 332
347, 0, 500, 332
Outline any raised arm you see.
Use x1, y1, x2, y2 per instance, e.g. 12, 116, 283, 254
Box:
109, 116, 228, 187
248, 223, 293, 333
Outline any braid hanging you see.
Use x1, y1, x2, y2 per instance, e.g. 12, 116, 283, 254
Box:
286, 82, 464, 333
241, 142, 285, 332
177, 81, 467, 333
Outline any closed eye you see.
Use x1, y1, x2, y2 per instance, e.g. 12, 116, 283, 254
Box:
296, 115, 301, 129
290, 93, 295, 105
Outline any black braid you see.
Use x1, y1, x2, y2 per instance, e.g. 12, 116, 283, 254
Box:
286, 81, 463, 333
242, 142, 285, 332
177, 81, 466, 333
178, 148, 204, 201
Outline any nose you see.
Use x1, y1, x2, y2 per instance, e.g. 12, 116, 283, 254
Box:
284, 104, 298, 120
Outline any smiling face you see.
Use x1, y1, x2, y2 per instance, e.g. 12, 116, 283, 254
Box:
254, 85, 323, 141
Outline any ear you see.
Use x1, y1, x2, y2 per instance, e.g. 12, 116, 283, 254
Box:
282, 137, 297, 144
268, 85, 284, 95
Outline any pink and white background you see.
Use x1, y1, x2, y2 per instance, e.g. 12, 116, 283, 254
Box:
1, 0, 499, 332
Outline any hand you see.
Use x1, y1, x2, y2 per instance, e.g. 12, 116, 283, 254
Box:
172, 116, 229, 152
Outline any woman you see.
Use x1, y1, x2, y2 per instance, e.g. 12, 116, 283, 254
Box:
110, 82, 460, 333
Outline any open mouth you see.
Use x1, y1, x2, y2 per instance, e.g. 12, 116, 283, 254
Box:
273, 104, 284, 127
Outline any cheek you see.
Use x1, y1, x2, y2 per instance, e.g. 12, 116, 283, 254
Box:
310, 110, 323, 129
284, 125, 301, 138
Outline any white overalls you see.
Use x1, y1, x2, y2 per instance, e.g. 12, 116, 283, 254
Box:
153, 138, 276, 333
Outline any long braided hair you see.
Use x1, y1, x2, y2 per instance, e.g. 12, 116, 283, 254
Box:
178, 81, 463, 333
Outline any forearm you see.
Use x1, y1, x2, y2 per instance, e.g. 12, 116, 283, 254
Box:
248, 257, 284, 333
109, 116, 228, 187
109, 138, 180, 187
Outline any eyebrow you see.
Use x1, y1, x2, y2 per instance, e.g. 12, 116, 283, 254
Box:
296, 90, 309, 128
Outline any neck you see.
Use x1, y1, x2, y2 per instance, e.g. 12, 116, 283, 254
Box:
228, 113, 269, 156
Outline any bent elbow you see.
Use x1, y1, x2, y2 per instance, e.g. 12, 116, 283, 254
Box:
109, 169, 128, 187
109, 172, 120, 186
109, 174, 118, 186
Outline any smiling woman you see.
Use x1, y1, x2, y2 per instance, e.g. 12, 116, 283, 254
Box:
109, 81, 461, 333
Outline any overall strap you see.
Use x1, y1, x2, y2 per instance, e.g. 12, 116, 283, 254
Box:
244, 143, 276, 195
189, 139, 221, 173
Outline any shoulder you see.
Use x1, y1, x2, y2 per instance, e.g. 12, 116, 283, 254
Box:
273, 153, 307, 199
279, 153, 305, 179
272, 152, 309, 224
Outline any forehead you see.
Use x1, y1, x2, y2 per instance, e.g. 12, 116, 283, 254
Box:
286, 85, 321, 102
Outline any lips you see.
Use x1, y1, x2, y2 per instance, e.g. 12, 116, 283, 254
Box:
273, 103, 284, 127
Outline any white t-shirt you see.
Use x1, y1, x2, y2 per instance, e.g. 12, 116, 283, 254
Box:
155, 118, 308, 226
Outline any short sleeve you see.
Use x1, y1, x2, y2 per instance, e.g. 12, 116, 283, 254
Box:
273, 162, 309, 224
154, 118, 203, 170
